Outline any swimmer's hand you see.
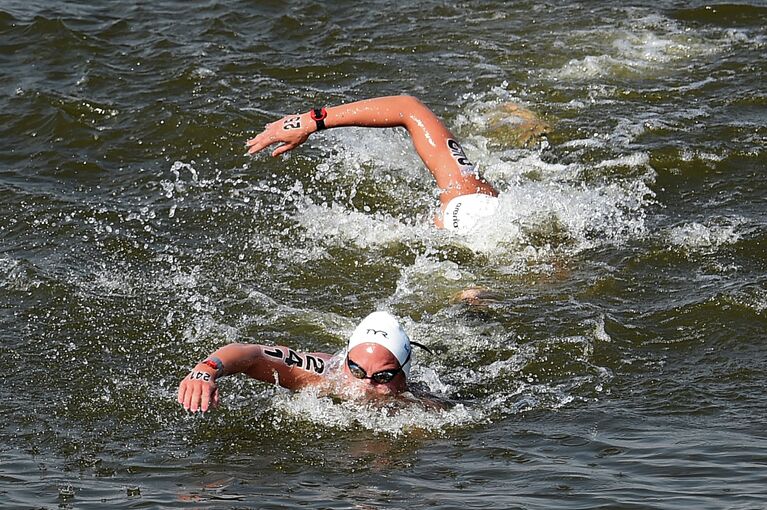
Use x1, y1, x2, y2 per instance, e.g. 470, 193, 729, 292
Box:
246, 112, 313, 157
177, 365, 220, 413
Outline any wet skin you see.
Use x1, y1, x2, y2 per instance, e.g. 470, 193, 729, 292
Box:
342, 343, 408, 396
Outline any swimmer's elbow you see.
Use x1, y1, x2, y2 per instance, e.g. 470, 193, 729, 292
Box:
397, 94, 427, 111
395, 95, 437, 128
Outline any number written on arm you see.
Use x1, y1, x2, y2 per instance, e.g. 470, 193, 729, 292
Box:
264, 347, 325, 374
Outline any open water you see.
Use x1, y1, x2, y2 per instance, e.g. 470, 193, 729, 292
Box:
1, 1, 766, 509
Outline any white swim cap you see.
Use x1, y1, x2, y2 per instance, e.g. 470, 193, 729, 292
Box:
347, 311, 412, 377
443, 193, 500, 233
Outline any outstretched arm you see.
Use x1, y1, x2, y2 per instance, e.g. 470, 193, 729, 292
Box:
177, 343, 332, 412
246, 95, 497, 205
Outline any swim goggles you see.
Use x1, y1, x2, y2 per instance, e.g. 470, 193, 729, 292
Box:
346, 351, 411, 384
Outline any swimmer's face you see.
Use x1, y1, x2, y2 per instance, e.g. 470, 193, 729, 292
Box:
344, 343, 407, 395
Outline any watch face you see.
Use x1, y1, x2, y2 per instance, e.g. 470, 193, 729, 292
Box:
312, 108, 326, 120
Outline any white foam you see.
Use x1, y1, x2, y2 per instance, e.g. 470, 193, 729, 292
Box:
0, 256, 41, 292
315, 127, 428, 187
483, 381, 576, 415
451, 176, 653, 256
386, 254, 473, 307
270, 383, 484, 437
191, 67, 215, 79
293, 199, 430, 252
556, 54, 630, 80
547, 13, 730, 82
667, 219, 742, 253
446, 355, 532, 389
680, 148, 724, 163
92, 268, 135, 296
561, 137, 608, 149
727, 287, 767, 316
590, 316, 613, 343
0, 256, 20, 286
405, 314, 525, 363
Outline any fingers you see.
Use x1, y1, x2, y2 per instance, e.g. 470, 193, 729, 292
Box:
247, 135, 291, 158
246, 132, 274, 155
179, 379, 194, 411
178, 381, 192, 411
246, 116, 309, 157
189, 384, 202, 413
246, 120, 282, 154
200, 384, 211, 413
177, 383, 187, 406
271, 143, 294, 157
178, 375, 218, 413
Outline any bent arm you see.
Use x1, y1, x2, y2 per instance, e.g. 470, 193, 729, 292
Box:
246, 95, 497, 205
177, 343, 332, 412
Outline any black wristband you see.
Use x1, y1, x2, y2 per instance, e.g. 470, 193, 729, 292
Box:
310, 107, 327, 131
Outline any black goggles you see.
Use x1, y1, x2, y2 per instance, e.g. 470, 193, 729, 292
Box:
346, 351, 411, 384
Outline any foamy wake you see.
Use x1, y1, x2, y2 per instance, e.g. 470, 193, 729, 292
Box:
272, 386, 483, 437
546, 12, 737, 81
667, 219, 743, 254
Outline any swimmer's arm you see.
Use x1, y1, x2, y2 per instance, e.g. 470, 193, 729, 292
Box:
246, 95, 496, 203
177, 343, 332, 412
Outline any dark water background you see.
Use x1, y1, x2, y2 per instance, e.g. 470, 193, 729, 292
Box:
1, 1, 766, 508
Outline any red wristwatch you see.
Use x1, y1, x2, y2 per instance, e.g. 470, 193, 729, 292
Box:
310, 107, 327, 131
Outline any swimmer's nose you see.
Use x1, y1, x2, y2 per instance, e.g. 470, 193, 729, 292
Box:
370, 381, 395, 395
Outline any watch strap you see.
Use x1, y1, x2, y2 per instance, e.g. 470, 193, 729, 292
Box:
310, 107, 327, 130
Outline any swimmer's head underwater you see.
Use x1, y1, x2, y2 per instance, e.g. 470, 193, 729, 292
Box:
442, 193, 500, 234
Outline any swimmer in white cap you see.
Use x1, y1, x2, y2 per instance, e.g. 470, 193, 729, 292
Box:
178, 311, 430, 412
246, 95, 500, 234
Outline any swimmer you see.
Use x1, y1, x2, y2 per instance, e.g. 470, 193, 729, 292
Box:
178, 311, 432, 412
246, 95, 500, 234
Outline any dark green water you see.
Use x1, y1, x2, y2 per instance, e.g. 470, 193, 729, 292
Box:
1, 1, 766, 508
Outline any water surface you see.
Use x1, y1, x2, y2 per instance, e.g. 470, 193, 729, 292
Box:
1, 1, 766, 508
